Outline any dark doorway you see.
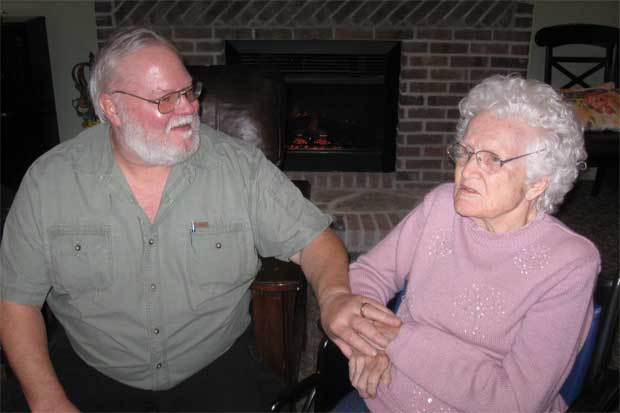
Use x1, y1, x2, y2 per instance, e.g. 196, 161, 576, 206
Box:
1, 17, 59, 199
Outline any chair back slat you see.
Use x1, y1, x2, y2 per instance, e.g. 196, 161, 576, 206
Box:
535, 24, 618, 48
535, 24, 619, 88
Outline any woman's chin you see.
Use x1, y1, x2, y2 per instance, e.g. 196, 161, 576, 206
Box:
454, 198, 481, 218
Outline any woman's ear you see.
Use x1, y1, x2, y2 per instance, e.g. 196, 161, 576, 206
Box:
525, 176, 549, 201
99, 93, 121, 126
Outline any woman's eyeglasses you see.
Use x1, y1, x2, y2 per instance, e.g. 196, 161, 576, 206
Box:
111, 82, 203, 114
447, 142, 545, 174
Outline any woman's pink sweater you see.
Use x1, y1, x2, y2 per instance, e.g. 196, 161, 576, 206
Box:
350, 183, 600, 412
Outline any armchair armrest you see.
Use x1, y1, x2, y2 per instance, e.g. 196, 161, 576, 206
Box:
251, 258, 307, 384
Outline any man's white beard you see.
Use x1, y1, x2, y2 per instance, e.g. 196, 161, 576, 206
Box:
117, 112, 200, 166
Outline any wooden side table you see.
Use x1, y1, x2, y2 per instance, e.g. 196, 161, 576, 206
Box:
251, 257, 307, 384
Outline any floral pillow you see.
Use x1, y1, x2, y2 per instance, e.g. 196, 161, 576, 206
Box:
561, 83, 620, 131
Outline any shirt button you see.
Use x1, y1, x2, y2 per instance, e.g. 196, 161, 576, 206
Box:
215, 242, 222, 249
156, 363, 162, 369
148, 238, 155, 245
153, 328, 160, 335
150, 284, 157, 291
74, 244, 81, 251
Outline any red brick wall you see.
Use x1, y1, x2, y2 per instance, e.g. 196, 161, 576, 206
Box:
94, 0, 533, 190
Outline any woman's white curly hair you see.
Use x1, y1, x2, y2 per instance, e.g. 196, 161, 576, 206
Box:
88, 27, 180, 122
455, 74, 586, 213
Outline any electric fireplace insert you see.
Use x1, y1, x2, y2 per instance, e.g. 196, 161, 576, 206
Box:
226, 40, 400, 172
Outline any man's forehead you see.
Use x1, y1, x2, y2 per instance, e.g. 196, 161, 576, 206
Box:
117, 44, 180, 69
116, 45, 190, 93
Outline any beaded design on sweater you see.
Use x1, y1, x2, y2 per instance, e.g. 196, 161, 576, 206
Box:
399, 382, 455, 412
513, 244, 552, 275
381, 370, 456, 413
396, 298, 457, 412
451, 282, 506, 340
426, 228, 453, 257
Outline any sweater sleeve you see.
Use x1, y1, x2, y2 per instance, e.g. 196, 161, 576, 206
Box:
386, 254, 600, 412
349, 193, 432, 306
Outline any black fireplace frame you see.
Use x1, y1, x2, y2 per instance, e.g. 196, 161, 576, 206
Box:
226, 40, 401, 172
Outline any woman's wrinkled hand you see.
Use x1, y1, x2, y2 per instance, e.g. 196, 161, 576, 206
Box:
348, 350, 392, 399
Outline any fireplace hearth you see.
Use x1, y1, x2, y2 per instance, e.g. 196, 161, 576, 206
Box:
226, 40, 401, 172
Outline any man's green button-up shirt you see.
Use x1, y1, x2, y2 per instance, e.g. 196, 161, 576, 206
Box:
0, 123, 331, 390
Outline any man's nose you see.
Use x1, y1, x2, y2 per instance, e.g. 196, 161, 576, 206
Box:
175, 93, 198, 115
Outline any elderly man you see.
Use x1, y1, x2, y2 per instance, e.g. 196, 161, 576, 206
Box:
0, 28, 399, 412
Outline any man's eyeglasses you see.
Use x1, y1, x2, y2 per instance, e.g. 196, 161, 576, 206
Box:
446, 142, 545, 174
111, 82, 202, 114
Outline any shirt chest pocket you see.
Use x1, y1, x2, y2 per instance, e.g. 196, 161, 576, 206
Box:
48, 226, 113, 295
185, 222, 256, 309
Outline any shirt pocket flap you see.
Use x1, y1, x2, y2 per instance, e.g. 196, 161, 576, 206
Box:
48, 225, 113, 294
185, 221, 256, 310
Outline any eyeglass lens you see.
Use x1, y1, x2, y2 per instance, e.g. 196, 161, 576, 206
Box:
158, 83, 202, 114
448, 144, 501, 173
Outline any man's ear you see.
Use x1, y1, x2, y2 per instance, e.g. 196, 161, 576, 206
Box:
99, 93, 121, 126
525, 176, 549, 201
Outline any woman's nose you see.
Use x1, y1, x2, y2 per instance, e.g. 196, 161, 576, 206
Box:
460, 154, 481, 177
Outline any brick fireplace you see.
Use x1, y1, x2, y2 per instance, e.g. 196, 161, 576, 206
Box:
94, 0, 533, 191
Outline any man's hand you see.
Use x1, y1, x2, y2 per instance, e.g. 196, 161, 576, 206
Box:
372, 318, 401, 343
290, 229, 401, 358
320, 292, 401, 358
0, 300, 79, 413
348, 350, 392, 399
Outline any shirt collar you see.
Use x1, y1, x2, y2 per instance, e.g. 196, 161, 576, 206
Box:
73, 122, 223, 182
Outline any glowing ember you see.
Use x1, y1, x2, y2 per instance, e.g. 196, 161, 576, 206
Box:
287, 111, 347, 150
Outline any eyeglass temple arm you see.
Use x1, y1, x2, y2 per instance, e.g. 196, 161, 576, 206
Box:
111, 90, 160, 105
500, 148, 546, 166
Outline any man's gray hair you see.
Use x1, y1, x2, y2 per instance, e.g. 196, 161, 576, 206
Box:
88, 27, 180, 122
455, 74, 586, 214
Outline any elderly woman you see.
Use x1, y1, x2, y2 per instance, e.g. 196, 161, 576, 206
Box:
346, 75, 600, 412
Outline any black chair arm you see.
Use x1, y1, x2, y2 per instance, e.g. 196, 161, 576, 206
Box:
567, 369, 619, 412
270, 373, 321, 412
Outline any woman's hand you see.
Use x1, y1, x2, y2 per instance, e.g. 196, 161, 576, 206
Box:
348, 350, 392, 399
346, 304, 402, 399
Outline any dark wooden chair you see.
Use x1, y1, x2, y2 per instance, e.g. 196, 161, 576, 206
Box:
187, 64, 309, 384
534, 24, 620, 196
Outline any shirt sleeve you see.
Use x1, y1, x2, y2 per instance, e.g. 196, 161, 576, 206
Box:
0, 169, 51, 306
349, 193, 431, 305
386, 254, 599, 412
248, 150, 331, 261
